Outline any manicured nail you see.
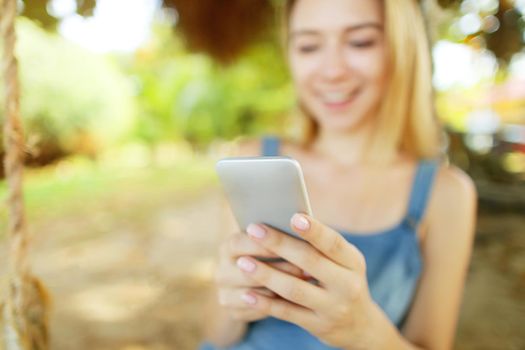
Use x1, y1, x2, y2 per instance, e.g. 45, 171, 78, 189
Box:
247, 224, 266, 239
237, 257, 256, 273
292, 214, 310, 231
241, 293, 257, 305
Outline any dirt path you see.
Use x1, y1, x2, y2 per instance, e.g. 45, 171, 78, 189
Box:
1, 188, 524, 349
38, 189, 227, 350
455, 212, 525, 350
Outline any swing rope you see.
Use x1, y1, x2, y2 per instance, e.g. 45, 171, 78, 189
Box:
1, 0, 49, 348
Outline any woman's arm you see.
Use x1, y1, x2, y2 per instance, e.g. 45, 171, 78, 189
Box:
395, 165, 478, 350
229, 164, 476, 350
201, 137, 262, 348
202, 284, 249, 347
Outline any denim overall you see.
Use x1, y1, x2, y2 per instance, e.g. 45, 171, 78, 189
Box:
200, 136, 439, 350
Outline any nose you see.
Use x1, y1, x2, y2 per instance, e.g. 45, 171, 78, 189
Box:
319, 45, 348, 82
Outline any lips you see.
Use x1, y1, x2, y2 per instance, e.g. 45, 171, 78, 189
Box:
318, 88, 360, 110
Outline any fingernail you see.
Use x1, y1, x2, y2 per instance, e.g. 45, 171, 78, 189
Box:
237, 257, 256, 273
247, 224, 266, 239
241, 293, 257, 305
292, 214, 310, 231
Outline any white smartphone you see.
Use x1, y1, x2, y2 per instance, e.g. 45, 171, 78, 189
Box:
216, 156, 313, 239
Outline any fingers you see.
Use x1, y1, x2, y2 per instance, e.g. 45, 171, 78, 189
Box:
215, 231, 324, 324
218, 287, 270, 308
251, 287, 277, 298
216, 232, 274, 288
216, 256, 307, 288
245, 223, 349, 287
289, 214, 366, 273
217, 287, 269, 322
237, 256, 329, 310
268, 261, 307, 279
215, 254, 256, 287
240, 291, 318, 331
223, 232, 278, 259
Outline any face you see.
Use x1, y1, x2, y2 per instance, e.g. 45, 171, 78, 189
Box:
288, 0, 387, 134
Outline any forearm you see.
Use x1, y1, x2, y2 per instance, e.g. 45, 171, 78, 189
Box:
205, 313, 247, 348
373, 315, 425, 350
347, 303, 426, 350
202, 289, 248, 348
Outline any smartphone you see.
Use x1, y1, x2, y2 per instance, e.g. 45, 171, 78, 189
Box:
216, 156, 313, 239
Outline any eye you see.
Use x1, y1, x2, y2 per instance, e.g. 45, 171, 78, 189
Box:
297, 45, 319, 54
348, 40, 375, 49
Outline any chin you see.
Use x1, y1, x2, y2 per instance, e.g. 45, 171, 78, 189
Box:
314, 111, 372, 134
301, 95, 378, 134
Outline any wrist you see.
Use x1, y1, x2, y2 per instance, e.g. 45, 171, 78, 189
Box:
359, 302, 412, 350
364, 302, 389, 349
342, 301, 386, 350
208, 316, 248, 348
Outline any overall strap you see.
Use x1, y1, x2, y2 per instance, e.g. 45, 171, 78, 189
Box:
261, 135, 280, 156
404, 160, 440, 229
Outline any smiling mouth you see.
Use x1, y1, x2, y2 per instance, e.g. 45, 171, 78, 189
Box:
319, 89, 361, 109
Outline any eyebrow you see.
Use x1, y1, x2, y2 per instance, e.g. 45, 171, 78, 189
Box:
290, 22, 382, 39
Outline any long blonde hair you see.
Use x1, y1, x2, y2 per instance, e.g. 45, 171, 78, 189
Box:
282, 0, 443, 162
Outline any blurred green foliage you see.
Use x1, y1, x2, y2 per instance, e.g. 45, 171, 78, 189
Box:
3, 0, 523, 165
124, 23, 294, 151
1, 18, 294, 167
1, 18, 135, 169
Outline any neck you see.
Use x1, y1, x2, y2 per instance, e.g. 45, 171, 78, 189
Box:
310, 121, 398, 168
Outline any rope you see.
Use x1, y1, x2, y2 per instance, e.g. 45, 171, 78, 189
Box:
1, 0, 49, 348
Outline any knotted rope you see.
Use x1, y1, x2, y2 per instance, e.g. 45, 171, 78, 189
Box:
1, 0, 49, 348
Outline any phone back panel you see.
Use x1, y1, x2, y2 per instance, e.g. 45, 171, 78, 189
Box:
216, 157, 312, 238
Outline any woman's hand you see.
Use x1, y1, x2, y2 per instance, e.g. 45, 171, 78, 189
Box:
235, 214, 381, 349
214, 231, 309, 323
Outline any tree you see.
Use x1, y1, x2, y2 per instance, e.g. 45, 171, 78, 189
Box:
20, 0, 525, 65
0, 18, 135, 173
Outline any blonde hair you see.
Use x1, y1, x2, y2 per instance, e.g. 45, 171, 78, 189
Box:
282, 0, 443, 162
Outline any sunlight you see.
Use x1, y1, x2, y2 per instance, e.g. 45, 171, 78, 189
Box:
57, 0, 160, 53
67, 281, 163, 322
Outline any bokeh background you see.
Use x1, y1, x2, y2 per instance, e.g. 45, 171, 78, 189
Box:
0, 0, 524, 349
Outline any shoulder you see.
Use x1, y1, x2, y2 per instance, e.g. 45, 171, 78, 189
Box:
403, 163, 477, 348
424, 162, 477, 246
431, 163, 477, 215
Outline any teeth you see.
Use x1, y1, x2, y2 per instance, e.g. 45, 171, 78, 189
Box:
322, 91, 353, 103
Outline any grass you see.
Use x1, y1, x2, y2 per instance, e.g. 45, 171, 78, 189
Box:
0, 154, 218, 238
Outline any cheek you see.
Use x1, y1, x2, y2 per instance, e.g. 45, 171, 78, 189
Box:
347, 48, 387, 88
289, 54, 319, 93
